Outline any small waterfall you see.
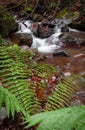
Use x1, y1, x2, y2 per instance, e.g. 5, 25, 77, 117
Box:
16, 19, 63, 53
17, 21, 32, 34
32, 36, 47, 48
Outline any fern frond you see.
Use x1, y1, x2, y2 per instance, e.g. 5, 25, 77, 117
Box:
25, 105, 85, 130
35, 63, 56, 78
0, 45, 39, 115
0, 85, 27, 118
0, 39, 85, 121
46, 75, 78, 110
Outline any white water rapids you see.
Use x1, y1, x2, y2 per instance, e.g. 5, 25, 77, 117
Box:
16, 19, 64, 53
15, 19, 83, 54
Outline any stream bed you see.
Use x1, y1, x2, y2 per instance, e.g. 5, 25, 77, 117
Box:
13, 18, 85, 77
42, 46, 85, 76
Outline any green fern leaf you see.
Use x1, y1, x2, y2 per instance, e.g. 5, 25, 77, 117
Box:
46, 75, 78, 110
0, 85, 28, 117
25, 106, 85, 130
0, 39, 85, 123
4, 94, 11, 117
0, 87, 4, 108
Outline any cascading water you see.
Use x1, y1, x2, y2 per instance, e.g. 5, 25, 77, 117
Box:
15, 19, 64, 53
17, 20, 32, 33
15, 18, 84, 54
13, 15, 85, 55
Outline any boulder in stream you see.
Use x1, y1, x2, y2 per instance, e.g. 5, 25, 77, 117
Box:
59, 31, 85, 48
12, 33, 32, 47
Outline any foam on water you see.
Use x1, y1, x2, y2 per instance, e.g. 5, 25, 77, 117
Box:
38, 45, 61, 53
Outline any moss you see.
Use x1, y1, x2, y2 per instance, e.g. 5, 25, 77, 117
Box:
56, 8, 68, 18
56, 7, 80, 23
49, 2, 56, 8
24, 7, 32, 13
70, 11, 80, 22
0, 7, 17, 37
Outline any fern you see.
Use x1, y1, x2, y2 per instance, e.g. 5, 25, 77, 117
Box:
0, 39, 85, 129
25, 105, 85, 130
0, 38, 85, 130
0, 42, 84, 115
0, 44, 39, 115
46, 75, 79, 110
0, 85, 27, 118
35, 63, 56, 78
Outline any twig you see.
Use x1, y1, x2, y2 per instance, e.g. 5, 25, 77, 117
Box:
0, 0, 29, 13
7, 0, 27, 11
25, 0, 40, 19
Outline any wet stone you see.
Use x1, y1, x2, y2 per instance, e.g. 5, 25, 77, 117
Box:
59, 31, 85, 48
53, 50, 70, 57
11, 33, 32, 46
31, 22, 55, 38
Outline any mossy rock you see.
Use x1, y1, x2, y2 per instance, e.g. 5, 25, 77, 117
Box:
0, 7, 18, 37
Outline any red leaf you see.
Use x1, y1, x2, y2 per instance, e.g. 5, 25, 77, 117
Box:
36, 86, 46, 100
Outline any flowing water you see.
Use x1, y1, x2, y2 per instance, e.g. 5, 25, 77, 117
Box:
15, 19, 85, 76
16, 19, 64, 53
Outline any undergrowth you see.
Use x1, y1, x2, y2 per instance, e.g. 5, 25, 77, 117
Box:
0, 38, 85, 130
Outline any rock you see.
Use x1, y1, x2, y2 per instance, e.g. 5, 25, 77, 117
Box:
20, 45, 29, 50
0, 6, 18, 37
69, 23, 85, 32
31, 20, 70, 38
59, 31, 85, 48
54, 21, 69, 33
53, 50, 69, 57
31, 22, 55, 38
20, 38, 32, 47
0, 107, 7, 124
52, 18, 72, 26
33, 53, 46, 61
11, 33, 32, 47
